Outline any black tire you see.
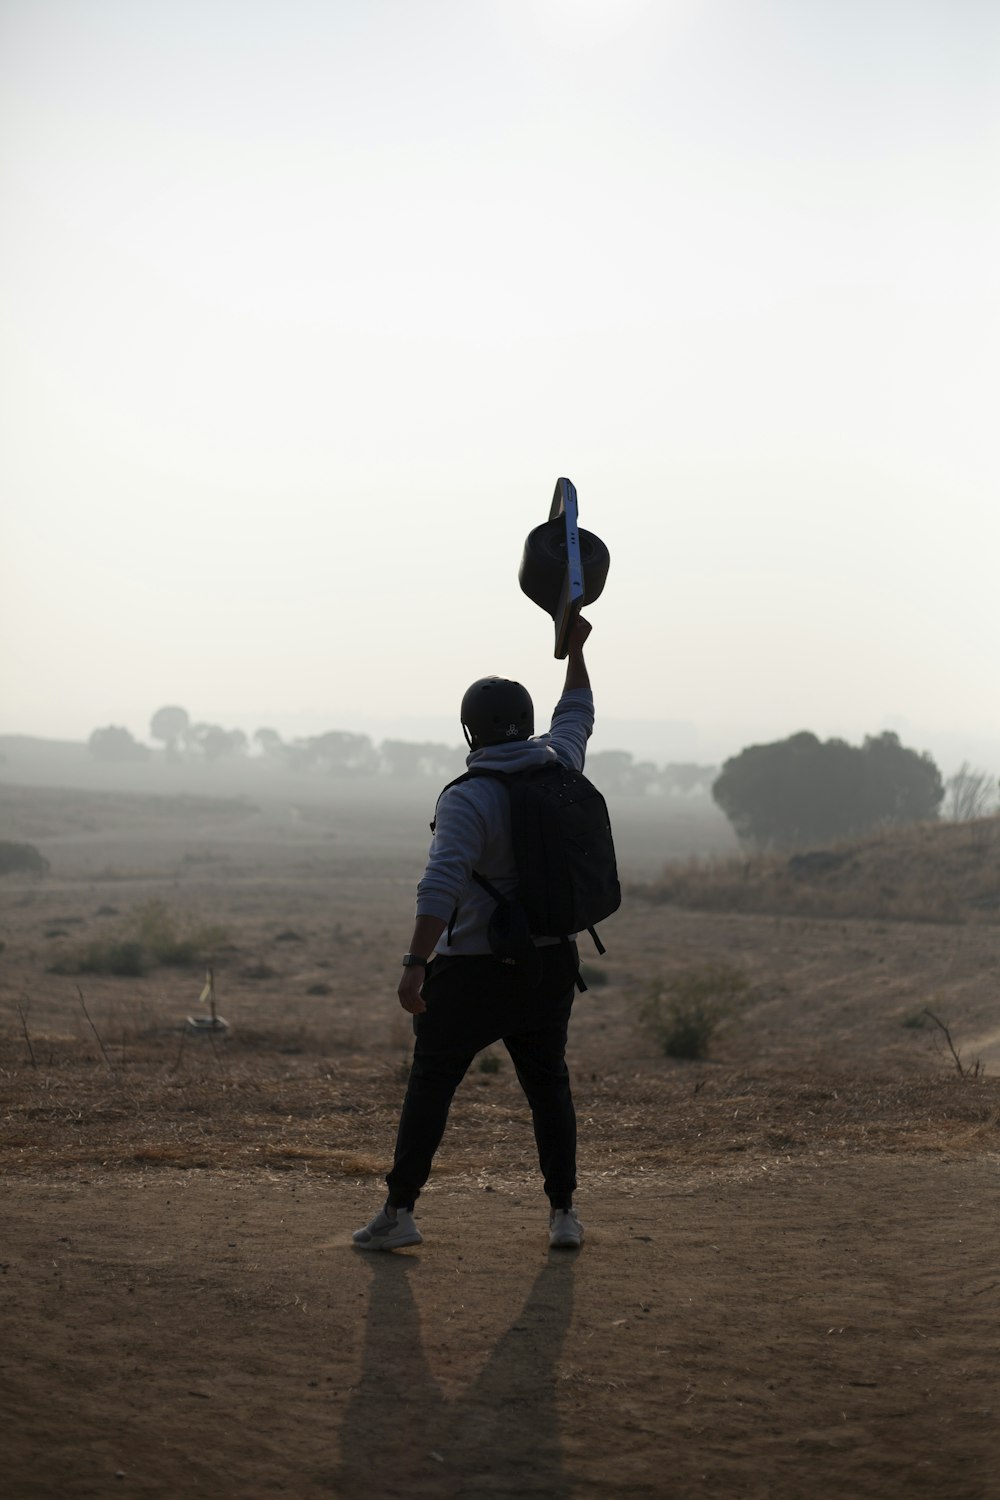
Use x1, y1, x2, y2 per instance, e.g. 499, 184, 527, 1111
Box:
518, 521, 610, 615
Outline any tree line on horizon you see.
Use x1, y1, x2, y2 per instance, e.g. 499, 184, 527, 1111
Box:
85, 707, 998, 847
85, 705, 718, 797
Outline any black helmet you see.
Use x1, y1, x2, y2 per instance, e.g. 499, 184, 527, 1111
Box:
461, 677, 534, 750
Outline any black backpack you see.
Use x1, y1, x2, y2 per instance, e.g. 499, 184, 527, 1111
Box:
432, 761, 621, 986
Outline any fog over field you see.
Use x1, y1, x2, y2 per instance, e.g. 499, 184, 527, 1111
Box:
1, 0, 998, 774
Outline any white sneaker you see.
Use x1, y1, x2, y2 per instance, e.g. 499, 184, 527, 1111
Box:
549, 1207, 584, 1250
352, 1204, 423, 1251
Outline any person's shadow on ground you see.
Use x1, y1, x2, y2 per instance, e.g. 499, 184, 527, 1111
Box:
336, 1250, 576, 1498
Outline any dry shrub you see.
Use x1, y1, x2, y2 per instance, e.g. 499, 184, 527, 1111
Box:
0, 840, 49, 877
135, 900, 228, 964
49, 899, 228, 976
49, 937, 148, 976
639, 962, 750, 1060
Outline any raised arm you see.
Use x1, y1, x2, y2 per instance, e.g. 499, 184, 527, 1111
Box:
563, 614, 592, 692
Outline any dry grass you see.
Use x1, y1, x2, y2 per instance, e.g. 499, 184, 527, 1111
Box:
4, 1021, 1000, 1179
634, 816, 1000, 924
4, 781, 1000, 1193
48, 899, 229, 975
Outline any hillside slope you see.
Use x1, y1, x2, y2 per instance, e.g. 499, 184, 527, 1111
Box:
636, 816, 1000, 924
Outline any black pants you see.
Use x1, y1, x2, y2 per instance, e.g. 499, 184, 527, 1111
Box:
386, 944, 579, 1211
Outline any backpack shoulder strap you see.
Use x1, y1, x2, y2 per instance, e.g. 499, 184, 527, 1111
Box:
432, 779, 513, 942
470, 869, 506, 903
431, 766, 519, 831
430, 771, 473, 832
431, 766, 526, 832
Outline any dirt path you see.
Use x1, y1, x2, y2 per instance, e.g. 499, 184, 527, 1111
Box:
4, 1157, 999, 1500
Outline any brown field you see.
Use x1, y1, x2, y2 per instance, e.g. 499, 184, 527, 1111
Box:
2, 778, 1000, 1500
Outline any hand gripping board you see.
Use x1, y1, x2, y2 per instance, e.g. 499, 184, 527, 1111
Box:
519, 477, 609, 659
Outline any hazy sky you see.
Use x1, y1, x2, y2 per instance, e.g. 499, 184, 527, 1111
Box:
2, 0, 997, 766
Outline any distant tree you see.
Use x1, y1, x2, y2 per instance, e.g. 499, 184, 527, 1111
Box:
629, 760, 661, 796
149, 706, 190, 759
187, 723, 247, 761
380, 740, 426, 777
379, 740, 467, 778
712, 730, 944, 850
253, 727, 284, 757
944, 762, 998, 822
432, 742, 470, 779
588, 750, 685, 796
587, 750, 635, 793
88, 726, 149, 762
420, 742, 466, 779
293, 730, 379, 776
662, 762, 717, 795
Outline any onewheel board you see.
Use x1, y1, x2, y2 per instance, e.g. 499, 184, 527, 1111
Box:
549, 477, 585, 659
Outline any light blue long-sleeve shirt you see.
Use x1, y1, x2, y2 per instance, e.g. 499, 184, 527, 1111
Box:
416, 688, 594, 955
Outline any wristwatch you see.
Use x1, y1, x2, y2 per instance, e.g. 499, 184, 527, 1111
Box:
401, 954, 428, 968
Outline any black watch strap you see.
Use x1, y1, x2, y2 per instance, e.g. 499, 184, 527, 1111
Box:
401, 954, 428, 968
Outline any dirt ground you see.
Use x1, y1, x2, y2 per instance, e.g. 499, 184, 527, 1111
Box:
2, 783, 1000, 1499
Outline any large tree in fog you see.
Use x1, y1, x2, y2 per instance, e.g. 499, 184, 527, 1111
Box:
253, 727, 284, 757
712, 730, 944, 850
150, 705, 190, 759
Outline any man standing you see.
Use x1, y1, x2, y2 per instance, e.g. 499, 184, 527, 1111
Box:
353, 615, 594, 1252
